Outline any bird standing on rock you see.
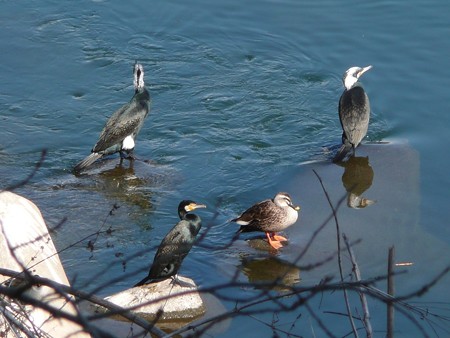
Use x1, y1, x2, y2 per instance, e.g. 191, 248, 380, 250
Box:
134, 200, 206, 286
233, 192, 300, 250
333, 65, 372, 163
74, 62, 150, 173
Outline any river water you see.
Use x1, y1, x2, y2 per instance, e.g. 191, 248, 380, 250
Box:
1, 0, 449, 337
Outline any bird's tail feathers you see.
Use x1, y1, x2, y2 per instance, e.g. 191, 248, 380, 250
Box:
332, 143, 353, 163
73, 152, 102, 174
134, 276, 151, 287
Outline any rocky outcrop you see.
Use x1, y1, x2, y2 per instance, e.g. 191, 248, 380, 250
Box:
95, 276, 205, 322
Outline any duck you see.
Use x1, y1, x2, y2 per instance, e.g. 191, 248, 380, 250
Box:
333, 65, 372, 162
74, 62, 150, 173
233, 192, 300, 250
134, 200, 206, 286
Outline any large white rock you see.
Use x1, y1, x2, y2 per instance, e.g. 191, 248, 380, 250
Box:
0, 191, 90, 338
95, 276, 205, 323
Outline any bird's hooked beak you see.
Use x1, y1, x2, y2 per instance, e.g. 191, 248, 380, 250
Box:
357, 65, 373, 79
186, 203, 207, 212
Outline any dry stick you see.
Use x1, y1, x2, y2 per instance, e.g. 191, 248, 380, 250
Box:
0, 268, 166, 338
5, 203, 116, 285
312, 169, 359, 337
0, 284, 114, 338
246, 314, 303, 338
387, 246, 395, 338
164, 274, 395, 338
305, 302, 338, 338
343, 233, 373, 337
1, 229, 111, 338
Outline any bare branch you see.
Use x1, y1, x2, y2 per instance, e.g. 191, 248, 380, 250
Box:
343, 233, 373, 337
313, 169, 358, 336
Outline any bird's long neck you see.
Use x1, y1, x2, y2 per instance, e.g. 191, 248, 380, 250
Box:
344, 77, 359, 90
135, 86, 150, 99
134, 66, 145, 94
180, 212, 200, 223
179, 212, 202, 235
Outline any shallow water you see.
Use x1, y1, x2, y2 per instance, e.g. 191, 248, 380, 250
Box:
1, 0, 449, 336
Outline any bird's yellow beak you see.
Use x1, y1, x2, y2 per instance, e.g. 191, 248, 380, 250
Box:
294, 205, 301, 211
187, 203, 207, 211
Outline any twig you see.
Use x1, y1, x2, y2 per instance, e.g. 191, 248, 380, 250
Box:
0, 268, 166, 337
343, 233, 373, 337
396, 265, 450, 301
313, 169, 358, 337
305, 302, 338, 338
387, 246, 395, 338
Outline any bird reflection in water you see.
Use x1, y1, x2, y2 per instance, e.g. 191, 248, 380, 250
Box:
97, 162, 159, 211
239, 256, 300, 291
339, 156, 376, 209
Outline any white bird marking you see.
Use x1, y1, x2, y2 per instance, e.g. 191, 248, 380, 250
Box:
122, 135, 135, 150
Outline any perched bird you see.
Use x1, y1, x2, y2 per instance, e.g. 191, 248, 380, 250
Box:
134, 200, 206, 286
333, 65, 372, 163
233, 192, 300, 250
74, 62, 151, 173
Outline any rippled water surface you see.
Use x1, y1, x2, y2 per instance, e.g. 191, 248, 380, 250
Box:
1, 0, 449, 336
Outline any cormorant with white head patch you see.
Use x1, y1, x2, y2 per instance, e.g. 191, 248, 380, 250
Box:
74, 62, 150, 173
134, 200, 206, 286
333, 65, 372, 163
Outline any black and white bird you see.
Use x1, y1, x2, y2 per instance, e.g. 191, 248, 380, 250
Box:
74, 62, 150, 173
232, 192, 300, 250
134, 200, 206, 286
333, 65, 372, 163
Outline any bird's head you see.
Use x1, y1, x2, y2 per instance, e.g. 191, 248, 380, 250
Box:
184, 201, 207, 212
178, 200, 207, 218
273, 192, 301, 211
342, 65, 372, 90
133, 62, 145, 92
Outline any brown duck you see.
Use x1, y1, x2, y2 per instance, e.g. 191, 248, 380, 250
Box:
233, 192, 300, 250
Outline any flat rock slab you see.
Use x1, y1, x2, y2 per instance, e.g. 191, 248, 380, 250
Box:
94, 276, 205, 322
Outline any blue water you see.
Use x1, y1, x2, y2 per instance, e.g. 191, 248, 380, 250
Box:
1, 0, 449, 336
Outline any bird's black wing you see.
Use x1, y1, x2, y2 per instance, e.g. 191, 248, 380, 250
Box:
147, 220, 194, 280
338, 86, 370, 147
234, 199, 274, 231
93, 97, 149, 152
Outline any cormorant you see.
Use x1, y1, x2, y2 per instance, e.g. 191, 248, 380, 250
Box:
74, 62, 150, 173
134, 200, 206, 286
233, 192, 300, 250
333, 65, 372, 162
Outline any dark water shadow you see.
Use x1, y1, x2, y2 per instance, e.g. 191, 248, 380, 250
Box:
60, 157, 180, 215
338, 156, 376, 209
238, 255, 300, 291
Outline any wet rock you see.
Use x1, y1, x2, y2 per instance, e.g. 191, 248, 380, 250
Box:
95, 276, 205, 322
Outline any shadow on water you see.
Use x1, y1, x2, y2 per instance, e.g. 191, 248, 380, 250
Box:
96, 163, 157, 211
71, 157, 179, 212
